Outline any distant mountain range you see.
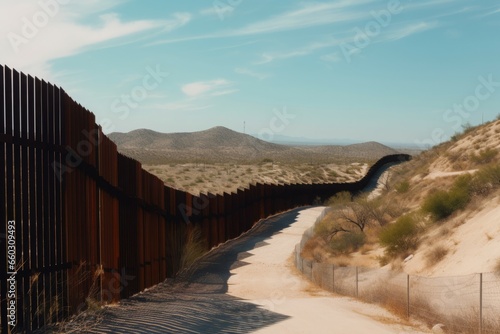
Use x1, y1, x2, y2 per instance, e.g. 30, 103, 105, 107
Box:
108, 126, 401, 164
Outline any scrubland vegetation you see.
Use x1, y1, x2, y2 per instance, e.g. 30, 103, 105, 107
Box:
302, 119, 500, 332
144, 160, 369, 195
305, 118, 500, 268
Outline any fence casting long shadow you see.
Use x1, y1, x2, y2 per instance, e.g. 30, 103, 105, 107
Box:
0, 65, 410, 333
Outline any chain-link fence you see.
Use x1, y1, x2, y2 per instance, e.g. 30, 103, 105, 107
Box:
295, 212, 500, 334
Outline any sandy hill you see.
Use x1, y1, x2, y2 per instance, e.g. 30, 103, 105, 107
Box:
396, 120, 500, 276
305, 118, 500, 277
109, 126, 398, 164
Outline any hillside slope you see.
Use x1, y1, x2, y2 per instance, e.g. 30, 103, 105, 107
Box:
109, 126, 399, 164
392, 120, 500, 276
307, 118, 500, 277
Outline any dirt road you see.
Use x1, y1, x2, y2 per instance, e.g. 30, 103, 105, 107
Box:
52, 207, 427, 333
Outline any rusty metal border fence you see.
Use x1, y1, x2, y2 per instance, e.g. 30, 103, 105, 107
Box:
0, 65, 411, 333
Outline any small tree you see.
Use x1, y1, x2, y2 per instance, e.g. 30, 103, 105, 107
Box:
380, 214, 421, 257
338, 202, 372, 233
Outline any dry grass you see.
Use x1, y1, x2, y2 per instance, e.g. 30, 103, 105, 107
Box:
300, 119, 500, 333
359, 281, 409, 320
494, 259, 500, 275
425, 245, 448, 267
144, 161, 367, 195
38, 262, 108, 333
180, 226, 208, 269
364, 282, 490, 333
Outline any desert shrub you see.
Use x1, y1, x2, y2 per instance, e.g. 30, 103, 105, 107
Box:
314, 215, 334, 238
376, 255, 390, 266
329, 232, 366, 255
180, 226, 208, 269
425, 245, 448, 267
495, 259, 500, 275
450, 132, 461, 142
470, 164, 500, 195
450, 122, 477, 142
422, 175, 472, 220
327, 191, 352, 206
395, 181, 410, 193
471, 148, 498, 165
445, 151, 461, 163
461, 122, 475, 135
379, 214, 420, 257
328, 170, 339, 177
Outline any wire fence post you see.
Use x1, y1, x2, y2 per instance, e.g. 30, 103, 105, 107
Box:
332, 264, 335, 293
479, 273, 483, 334
309, 261, 313, 281
356, 267, 359, 297
407, 274, 410, 319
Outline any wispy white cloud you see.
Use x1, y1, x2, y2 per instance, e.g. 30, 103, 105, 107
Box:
254, 18, 438, 65
321, 52, 342, 63
181, 79, 236, 98
402, 0, 456, 11
151, 1, 373, 46
211, 89, 239, 97
0, 1, 190, 82
383, 22, 439, 42
200, 5, 235, 18
234, 67, 270, 80
156, 79, 238, 112
475, 7, 500, 18
230, 0, 371, 36
208, 40, 260, 51
255, 39, 342, 64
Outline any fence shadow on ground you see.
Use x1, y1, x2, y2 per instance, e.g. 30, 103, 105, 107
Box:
0, 64, 410, 332
41, 209, 306, 333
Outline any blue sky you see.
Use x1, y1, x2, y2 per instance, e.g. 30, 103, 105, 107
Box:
1, 0, 500, 146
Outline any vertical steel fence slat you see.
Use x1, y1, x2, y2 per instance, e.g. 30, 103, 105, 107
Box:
0, 64, 8, 334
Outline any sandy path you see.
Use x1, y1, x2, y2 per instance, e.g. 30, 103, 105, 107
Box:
49, 207, 427, 333
226, 207, 426, 334
424, 169, 477, 180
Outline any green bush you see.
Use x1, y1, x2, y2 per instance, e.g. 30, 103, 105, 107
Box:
379, 214, 420, 256
327, 191, 352, 206
395, 181, 410, 193
471, 148, 498, 165
422, 175, 472, 220
470, 164, 500, 195
329, 232, 366, 255
314, 217, 334, 238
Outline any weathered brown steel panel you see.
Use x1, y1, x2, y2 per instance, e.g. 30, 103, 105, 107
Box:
0, 65, 6, 333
